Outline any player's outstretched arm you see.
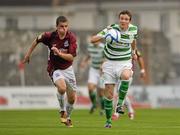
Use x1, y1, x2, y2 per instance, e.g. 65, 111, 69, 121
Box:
22, 39, 39, 64
90, 26, 110, 44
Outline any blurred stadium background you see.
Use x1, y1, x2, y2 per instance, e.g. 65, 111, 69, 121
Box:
0, 1, 180, 135
0, 0, 180, 111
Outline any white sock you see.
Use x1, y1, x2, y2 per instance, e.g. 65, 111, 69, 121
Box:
66, 102, 74, 119
124, 96, 134, 113
57, 92, 65, 112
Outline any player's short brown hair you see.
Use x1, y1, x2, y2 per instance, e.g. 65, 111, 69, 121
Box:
56, 16, 68, 26
118, 10, 132, 21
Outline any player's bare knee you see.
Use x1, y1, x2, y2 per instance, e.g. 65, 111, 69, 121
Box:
121, 70, 132, 80
88, 89, 94, 93
88, 83, 96, 92
106, 94, 113, 100
56, 85, 66, 94
58, 90, 66, 95
122, 75, 131, 80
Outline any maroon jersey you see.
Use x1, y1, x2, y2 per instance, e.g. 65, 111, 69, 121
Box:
37, 30, 77, 76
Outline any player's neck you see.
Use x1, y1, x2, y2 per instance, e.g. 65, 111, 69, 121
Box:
58, 33, 66, 40
121, 27, 128, 31
119, 24, 129, 32
57, 30, 66, 40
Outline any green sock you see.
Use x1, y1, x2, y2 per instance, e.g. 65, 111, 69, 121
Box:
99, 96, 105, 110
89, 91, 97, 108
118, 80, 129, 106
104, 98, 113, 123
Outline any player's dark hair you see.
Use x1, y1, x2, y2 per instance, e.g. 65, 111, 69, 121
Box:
118, 10, 132, 21
56, 16, 68, 26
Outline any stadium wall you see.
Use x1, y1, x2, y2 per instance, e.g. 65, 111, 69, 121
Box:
0, 86, 180, 110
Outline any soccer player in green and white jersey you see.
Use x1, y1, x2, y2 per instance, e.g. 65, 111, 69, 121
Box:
80, 42, 105, 115
90, 10, 138, 128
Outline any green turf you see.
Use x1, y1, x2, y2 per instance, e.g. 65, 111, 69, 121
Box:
0, 109, 180, 135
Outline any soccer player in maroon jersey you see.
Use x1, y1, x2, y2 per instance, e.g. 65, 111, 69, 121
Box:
22, 16, 77, 127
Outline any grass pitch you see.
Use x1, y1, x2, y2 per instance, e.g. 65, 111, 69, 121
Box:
0, 109, 180, 135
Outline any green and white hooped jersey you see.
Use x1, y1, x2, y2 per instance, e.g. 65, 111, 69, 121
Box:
87, 43, 104, 69
97, 23, 138, 61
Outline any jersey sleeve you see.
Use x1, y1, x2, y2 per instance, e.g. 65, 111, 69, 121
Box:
129, 24, 138, 40
36, 32, 52, 46
69, 33, 77, 57
134, 31, 138, 39
134, 26, 138, 39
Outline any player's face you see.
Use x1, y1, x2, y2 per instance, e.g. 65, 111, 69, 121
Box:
56, 22, 68, 36
119, 14, 131, 30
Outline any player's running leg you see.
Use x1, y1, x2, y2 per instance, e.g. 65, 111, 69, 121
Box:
61, 75, 77, 127
88, 83, 97, 114
97, 87, 105, 115
64, 86, 76, 127
104, 84, 114, 128
124, 96, 134, 120
57, 92, 67, 123
53, 70, 68, 123
116, 69, 132, 114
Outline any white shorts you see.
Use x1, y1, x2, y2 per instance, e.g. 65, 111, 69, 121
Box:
88, 67, 101, 85
102, 60, 132, 84
88, 67, 105, 89
52, 66, 77, 91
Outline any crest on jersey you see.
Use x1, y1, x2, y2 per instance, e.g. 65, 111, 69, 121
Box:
64, 40, 69, 47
